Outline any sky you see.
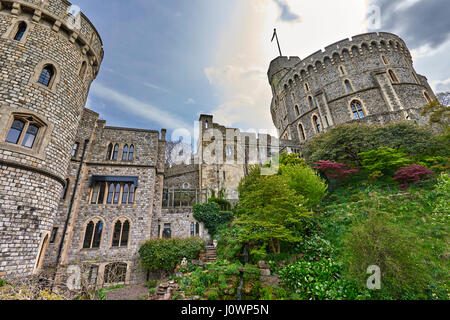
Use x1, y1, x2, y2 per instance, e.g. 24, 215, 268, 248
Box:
74, 0, 450, 140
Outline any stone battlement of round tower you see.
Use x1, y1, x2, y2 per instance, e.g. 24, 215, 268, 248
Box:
267, 32, 435, 143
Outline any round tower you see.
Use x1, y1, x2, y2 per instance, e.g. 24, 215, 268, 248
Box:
268, 32, 436, 142
0, 0, 103, 278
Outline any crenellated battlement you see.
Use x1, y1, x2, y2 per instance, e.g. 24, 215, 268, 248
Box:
0, 0, 103, 77
268, 32, 412, 88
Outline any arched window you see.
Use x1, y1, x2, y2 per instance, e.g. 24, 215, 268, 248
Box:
381, 55, 389, 65
83, 220, 103, 249
6, 116, 42, 149
112, 220, 131, 247
344, 80, 353, 93
14, 22, 27, 41
298, 123, 306, 141
308, 96, 315, 108
122, 184, 129, 204
128, 184, 135, 204
61, 179, 70, 200
313, 116, 322, 133
38, 65, 55, 87
106, 143, 113, 160
304, 83, 310, 92
112, 144, 119, 161
424, 92, 432, 103
388, 70, 399, 83
128, 145, 134, 161
122, 145, 129, 161
183, 183, 190, 190
295, 105, 300, 116
107, 183, 115, 204
79, 61, 87, 78
351, 100, 366, 120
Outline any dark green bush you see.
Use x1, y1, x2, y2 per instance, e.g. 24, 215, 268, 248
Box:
139, 238, 205, 273
208, 197, 232, 211
194, 203, 233, 238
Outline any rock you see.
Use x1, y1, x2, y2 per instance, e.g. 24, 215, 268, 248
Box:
260, 269, 271, 276
193, 295, 200, 300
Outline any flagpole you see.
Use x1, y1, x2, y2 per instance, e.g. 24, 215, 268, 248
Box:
272, 28, 283, 57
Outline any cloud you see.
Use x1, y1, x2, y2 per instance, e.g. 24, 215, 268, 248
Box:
185, 98, 195, 104
90, 82, 190, 130
368, 0, 450, 51
431, 78, 450, 92
273, 0, 301, 22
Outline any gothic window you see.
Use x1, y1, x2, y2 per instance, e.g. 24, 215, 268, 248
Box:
61, 179, 70, 200
308, 96, 315, 108
79, 61, 87, 78
6, 116, 42, 149
107, 183, 115, 204
91, 183, 100, 204
104, 263, 127, 284
344, 80, 353, 93
295, 105, 300, 116
128, 184, 135, 204
83, 220, 103, 249
298, 123, 306, 141
112, 144, 119, 161
313, 115, 322, 133
106, 143, 113, 160
351, 100, 366, 120
112, 219, 130, 247
128, 145, 134, 161
38, 65, 55, 87
14, 22, 27, 41
50, 227, 58, 244
114, 184, 121, 204
122, 145, 129, 161
72, 142, 79, 158
388, 70, 399, 83
122, 184, 129, 204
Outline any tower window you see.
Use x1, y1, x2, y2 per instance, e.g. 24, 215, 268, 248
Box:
298, 123, 306, 141
112, 144, 119, 161
38, 65, 55, 87
122, 145, 129, 161
388, 70, 399, 83
106, 143, 113, 160
424, 92, 432, 103
313, 116, 322, 133
128, 145, 134, 161
50, 227, 58, 244
79, 61, 87, 78
381, 55, 389, 65
351, 100, 366, 120
308, 96, 315, 108
344, 80, 353, 93
14, 22, 27, 41
6, 116, 42, 149
295, 105, 300, 116
72, 142, 79, 158
61, 179, 70, 200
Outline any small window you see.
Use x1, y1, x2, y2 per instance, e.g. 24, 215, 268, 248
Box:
339, 66, 345, 76
298, 124, 306, 141
6, 119, 25, 145
112, 220, 130, 247
91, 184, 100, 204
61, 179, 70, 200
72, 142, 79, 158
106, 143, 113, 160
128, 145, 134, 161
128, 184, 135, 204
122, 184, 129, 204
104, 263, 127, 284
304, 83, 310, 92
163, 224, 171, 239
38, 65, 55, 87
114, 184, 121, 204
295, 105, 300, 116
344, 80, 353, 93
313, 116, 322, 133
14, 22, 27, 41
190, 223, 195, 237
351, 100, 366, 120
381, 55, 389, 65
79, 61, 87, 78
226, 145, 233, 157
183, 183, 190, 190
122, 145, 129, 161
424, 92, 432, 103
223, 171, 226, 181
6, 116, 42, 149
50, 227, 58, 244
388, 70, 399, 83
107, 183, 115, 204
308, 96, 315, 108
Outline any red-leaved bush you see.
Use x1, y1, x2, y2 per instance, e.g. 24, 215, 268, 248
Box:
314, 160, 359, 179
393, 165, 434, 189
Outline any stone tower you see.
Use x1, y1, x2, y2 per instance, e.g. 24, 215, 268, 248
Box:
0, 0, 103, 278
268, 32, 436, 143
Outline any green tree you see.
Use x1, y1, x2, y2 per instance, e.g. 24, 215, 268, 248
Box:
358, 147, 412, 176
237, 173, 312, 255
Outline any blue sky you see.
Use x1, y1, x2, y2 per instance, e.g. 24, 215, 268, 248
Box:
75, 0, 450, 139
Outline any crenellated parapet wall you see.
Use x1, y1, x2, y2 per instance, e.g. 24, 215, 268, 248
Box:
0, 0, 103, 75
268, 32, 435, 143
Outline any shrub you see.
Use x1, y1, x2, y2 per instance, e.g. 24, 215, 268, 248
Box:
208, 197, 232, 211
279, 258, 369, 300
359, 147, 411, 176
314, 160, 359, 179
193, 203, 233, 238
341, 212, 430, 299
431, 172, 450, 224
393, 165, 434, 189
139, 238, 205, 273
282, 164, 328, 209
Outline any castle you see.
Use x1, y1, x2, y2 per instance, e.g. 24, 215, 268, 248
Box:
0, 0, 435, 288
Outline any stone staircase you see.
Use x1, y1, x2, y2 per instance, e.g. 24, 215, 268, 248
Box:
205, 245, 218, 263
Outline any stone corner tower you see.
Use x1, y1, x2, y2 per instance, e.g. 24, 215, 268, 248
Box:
0, 0, 103, 278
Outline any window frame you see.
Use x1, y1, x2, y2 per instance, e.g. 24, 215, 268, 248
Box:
82, 219, 104, 250
111, 218, 131, 248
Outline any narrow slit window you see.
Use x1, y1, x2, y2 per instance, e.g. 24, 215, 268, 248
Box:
122, 145, 129, 161
14, 22, 27, 41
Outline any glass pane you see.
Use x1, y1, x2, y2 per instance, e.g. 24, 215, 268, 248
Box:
6, 120, 25, 144
83, 222, 94, 248
72, 143, 79, 157
38, 67, 53, 86
98, 182, 106, 204
22, 125, 39, 148
14, 23, 26, 41
122, 145, 128, 161
107, 184, 114, 204
121, 221, 130, 247
122, 184, 129, 204
114, 184, 121, 204
92, 221, 103, 248
112, 144, 119, 160
128, 146, 134, 161
128, 185, 135, 204
112, 221, 122, 247
91, 184, 100, 204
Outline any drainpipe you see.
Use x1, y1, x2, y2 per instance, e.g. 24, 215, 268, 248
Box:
56, 139, 90, 265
